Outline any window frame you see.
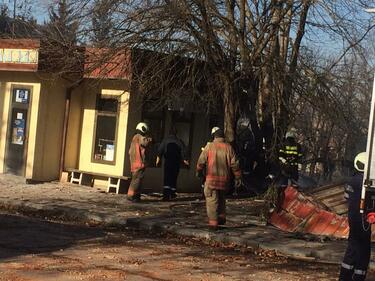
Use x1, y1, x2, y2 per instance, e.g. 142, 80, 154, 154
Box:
91, 94, 120, 165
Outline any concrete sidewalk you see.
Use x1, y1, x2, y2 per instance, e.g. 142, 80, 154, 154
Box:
0, 174, 370, 267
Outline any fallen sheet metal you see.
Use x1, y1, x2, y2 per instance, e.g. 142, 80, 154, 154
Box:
269, 186, 349, 239
308, 182, 348, 215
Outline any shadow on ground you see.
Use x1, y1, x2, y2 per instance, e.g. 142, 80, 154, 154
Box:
0, 213, 106, 261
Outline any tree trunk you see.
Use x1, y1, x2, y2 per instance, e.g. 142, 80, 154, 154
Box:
223, 76, 236, 144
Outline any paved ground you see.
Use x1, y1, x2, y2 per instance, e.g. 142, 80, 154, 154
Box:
0, 174, 372, 269
0, 212, 358, 281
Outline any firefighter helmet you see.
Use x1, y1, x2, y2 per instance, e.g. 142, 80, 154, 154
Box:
285, 129, 296, 139
136, 122, 149, 134
354, 152, 366, 172
211, 127, 220, 135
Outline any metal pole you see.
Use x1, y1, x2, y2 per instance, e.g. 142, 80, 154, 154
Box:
361, 75, 375, 213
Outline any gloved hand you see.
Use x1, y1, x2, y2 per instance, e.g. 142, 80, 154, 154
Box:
196, 170, 204, 179
367, 212, 375, 224
279, 157, 287, 164
155, 156, 161, 167
235, 178, 242, 188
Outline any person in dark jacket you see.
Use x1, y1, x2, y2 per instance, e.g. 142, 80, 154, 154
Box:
196, 127, 242, 230
339, 152, 371, 281
278, 129, 303, 185
275, 129, 303, 212
156, 127, 189, 200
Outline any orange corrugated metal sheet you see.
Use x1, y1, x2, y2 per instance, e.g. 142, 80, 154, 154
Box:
269, 186, 349, 239
269, 210, 303, 232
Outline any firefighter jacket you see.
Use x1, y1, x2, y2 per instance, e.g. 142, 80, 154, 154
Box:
344, 173, 364, 223
196, 137, 241, 190
278, 138, 302, 171
129, 133, 149, 173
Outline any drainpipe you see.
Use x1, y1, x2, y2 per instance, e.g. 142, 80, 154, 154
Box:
59, 81, 82, 181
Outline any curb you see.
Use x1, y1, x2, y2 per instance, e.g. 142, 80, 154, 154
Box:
125, 217, 344, 266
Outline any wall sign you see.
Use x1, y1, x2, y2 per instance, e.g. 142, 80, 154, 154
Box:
15, 89, 29, 103
11, 117, 25, 145
1, 49, 38, 64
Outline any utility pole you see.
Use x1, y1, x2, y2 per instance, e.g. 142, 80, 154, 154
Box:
360, 8, 375, 215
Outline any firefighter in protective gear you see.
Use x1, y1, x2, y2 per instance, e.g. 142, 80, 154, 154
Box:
278, 129, 302, 184
196, 127, 241, 229
127, 122, 152, 202
156, 126, 189, 200
339, 152, 371, 281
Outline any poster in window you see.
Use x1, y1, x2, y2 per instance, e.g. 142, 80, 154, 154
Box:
15, 89, 29, 103
104, 144, 114, 161
11, 118, 25, 145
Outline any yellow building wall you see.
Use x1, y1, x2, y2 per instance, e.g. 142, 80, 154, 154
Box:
0, 73, 41, 177
31, 79, 67, 180
64, 85, 84, 169
0, 81, 9, 172
77, 80, 130, 178
0, 72, 209, 192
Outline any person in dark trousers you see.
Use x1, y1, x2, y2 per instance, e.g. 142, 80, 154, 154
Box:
156, 126, 189, 201
127, 122, 152, 203
196, 127, 242, 230
339, 152, 371, 281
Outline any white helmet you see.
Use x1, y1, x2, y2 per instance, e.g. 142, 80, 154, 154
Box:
211, 126, 220, 135
285, 129, 296, 139
354, 152, 366, 172
136, 122, 149, 134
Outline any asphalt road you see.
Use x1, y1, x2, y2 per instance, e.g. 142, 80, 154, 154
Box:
0, 212, 372, 281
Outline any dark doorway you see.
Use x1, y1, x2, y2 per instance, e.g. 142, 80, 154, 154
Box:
5, 87, 31, 176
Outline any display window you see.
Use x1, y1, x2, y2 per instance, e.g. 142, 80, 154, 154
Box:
92, 96, 119, 164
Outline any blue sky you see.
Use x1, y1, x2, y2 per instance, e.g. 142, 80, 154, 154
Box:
2, 0, 375, 63
2, 0, 51, 23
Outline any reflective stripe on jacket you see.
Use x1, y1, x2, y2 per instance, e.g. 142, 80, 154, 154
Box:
196, 137, 241, 190
129, 134, 147, 172
279, 139, 302, 166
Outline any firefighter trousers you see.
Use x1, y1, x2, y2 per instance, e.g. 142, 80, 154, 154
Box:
127, 169, 145, 199
204, 186, 226, 226
339, 220, 371, 281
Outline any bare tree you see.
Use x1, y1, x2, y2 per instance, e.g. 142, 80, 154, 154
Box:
35, 0, 84, 80
90, 1, 373, 148
22, 0, 375, 181
91, 0, 115, 45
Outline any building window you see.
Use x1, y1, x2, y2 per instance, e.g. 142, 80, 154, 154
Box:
142, 102, 165, 168
13, 88, 30, 104
92, 96, 119, 164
